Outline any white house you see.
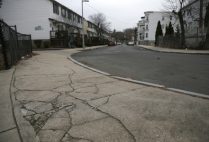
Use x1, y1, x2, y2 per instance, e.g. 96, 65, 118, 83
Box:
137, 17, 145, 45
0, 0, 98, 47
137, 11, 179, 46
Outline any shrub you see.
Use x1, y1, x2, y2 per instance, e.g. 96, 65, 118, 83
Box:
34, 40, 42, 48
43, 41, 50, 48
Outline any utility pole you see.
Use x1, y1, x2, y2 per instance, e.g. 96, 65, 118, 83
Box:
199, 0, 203, 40
82, 0, 89, 49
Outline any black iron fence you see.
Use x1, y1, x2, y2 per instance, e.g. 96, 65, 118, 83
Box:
0, 20, 32, 70
50, 30, 109, 48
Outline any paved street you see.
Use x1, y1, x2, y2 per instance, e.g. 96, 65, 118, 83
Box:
1, 48, 209, 142
72, 45, 209, 95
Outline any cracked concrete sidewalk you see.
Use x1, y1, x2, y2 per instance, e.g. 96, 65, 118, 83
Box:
0, 48, 209, 142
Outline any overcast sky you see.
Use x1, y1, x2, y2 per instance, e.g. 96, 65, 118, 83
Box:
56, 0, 165, 31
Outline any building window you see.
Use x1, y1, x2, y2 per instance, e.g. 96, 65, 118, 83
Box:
61, 7, 66, 17
146, 16, 149, 21
146, 25, 148, 30
68, 11, 72, 20
187, 9, 190, 16
78, 16, 81, 23
146, 33, 148, 38
88, 22, 93, 28
53, 2, 59, 15
73, 14, 76, 22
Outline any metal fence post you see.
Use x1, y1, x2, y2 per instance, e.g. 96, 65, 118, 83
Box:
14, 25, 18, 63
30, 35, 32, 54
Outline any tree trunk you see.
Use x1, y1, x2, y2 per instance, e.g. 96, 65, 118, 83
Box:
199, 0, 204, 40
178, 10, 186, 49
205, 24, 209, 49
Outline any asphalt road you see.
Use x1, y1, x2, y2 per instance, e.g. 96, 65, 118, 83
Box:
72, 45, 209, 95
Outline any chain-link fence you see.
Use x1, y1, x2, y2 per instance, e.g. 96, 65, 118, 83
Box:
0, 20, 32, 70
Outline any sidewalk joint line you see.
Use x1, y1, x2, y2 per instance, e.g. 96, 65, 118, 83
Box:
0, 127, 17, 134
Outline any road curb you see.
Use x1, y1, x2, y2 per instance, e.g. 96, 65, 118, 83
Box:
69, 55, 209, 100
68, 56, 111, 76
138, 45, 209, 55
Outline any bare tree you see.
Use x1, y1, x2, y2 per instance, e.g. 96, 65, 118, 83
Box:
163, 0, 190, 48
89, 13, 111, 38
111, 29, 125, 43
123, 28, 135, 42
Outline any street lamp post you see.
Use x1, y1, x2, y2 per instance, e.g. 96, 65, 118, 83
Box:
82, 0, 89, 49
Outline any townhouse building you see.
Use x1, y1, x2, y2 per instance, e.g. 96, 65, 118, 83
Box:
87, 21, 98, 38
137, 11, 179, 46
0, 0, 98, 47
137, 17, 145, 45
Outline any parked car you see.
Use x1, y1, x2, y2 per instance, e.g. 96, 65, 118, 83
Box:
127, 41, 134, 46
108, 41, 116, 46
116, 42, 122, 45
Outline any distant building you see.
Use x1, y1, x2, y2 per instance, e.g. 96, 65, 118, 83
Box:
0, 0, 98, 47
137, 11, 179, 46
137, 17, 145, 45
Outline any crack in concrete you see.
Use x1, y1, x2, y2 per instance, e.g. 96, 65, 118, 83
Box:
67, 94, 136, 142
61, 133, 94, 142
88, 87, 144, 102
0, 127, 17, 134
13, 60, 137, 142
66, 70, 136, 142
59, 103, 95, 142
95, 96, 110, 109
73, 116, 110, 127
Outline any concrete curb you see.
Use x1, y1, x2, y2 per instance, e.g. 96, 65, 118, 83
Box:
68, 56, 110, 76
138, 45, 209, 55
77, 45, 108, 51
69, 55, 209, 100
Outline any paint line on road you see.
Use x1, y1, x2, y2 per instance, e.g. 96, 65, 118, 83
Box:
69, 55, 209, 100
